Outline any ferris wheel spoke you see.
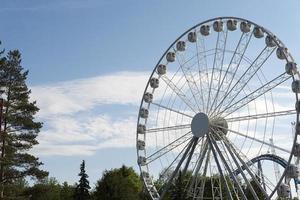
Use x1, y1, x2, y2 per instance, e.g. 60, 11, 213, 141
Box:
150, 102, 193, 118
196, 148, 210, 199
207, 32, 221, 113
207, 133, 234, 200
146, 124, 191, 133
225, 109, 296, 122
217, 72, 292, 118
216, 142, 244, 199
182, 138, 199, 177
209, 132, 249, 199
160, 74, 198, 113
220, 133, 275, 193
208, 29, 228, 114
158, 139, 192, 183
146, 131, 192, 164
196, 34, 212, 112
195, 33, 207, 112
209, 30, 253, 117
211, 45, 276, 117
216, 30, 254, 112
159, 137, 196, 199
186, 140, 209, 196
212, 125, 290, 154
175, 49, 203, 112
217, 137, 268, 198
211, 128, 263, 200
183, 138, 206, 194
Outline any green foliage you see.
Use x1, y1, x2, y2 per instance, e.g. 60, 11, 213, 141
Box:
0, 48, 48, 198
75, 160, 91, 200
170, 171, 189, 200
23, 177, 75, 200
61, 181, 76, 200
24, 177, 61, 200
3, 178, 28, 199
91, 165, 143, 200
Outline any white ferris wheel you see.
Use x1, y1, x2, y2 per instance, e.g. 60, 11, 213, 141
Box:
136, 17, 300, 200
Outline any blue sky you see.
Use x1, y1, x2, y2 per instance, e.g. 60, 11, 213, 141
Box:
1, 0, 300, 187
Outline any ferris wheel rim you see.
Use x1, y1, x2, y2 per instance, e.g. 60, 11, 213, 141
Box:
136, 16, 299, 200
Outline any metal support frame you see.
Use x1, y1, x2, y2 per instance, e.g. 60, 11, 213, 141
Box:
207, 133, 234, 200
209, 132, 248, 200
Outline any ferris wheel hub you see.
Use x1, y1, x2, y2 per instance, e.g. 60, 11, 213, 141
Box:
210, 117, 228, 140
191, 112, 209, 138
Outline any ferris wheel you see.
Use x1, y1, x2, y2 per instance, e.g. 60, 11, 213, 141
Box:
136, 17, 300, 199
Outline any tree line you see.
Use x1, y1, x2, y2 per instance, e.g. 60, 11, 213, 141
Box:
4, 162, 147, 200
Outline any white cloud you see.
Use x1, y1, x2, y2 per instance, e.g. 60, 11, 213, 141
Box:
31, 71, 150, 156
31, 71, 149, 117
34, 115, 137, 156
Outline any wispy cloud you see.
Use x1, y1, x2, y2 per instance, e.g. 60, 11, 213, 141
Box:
31, 71, 149, 156
31, 71, 149, 117
35, 115, 137, 156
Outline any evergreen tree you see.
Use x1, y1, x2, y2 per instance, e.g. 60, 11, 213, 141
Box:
76, 160, 90, 200
0, 49, 48, 199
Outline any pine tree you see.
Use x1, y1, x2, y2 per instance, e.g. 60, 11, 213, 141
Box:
76, 160, 90, 200
0, 49, 48, 199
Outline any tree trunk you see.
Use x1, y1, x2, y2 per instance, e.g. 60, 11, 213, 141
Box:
0, 98, 4, 200
0, 87, 9, 200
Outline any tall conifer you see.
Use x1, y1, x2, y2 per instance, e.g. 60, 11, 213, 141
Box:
76, 160, 90, 200
0, 49, 48, 199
